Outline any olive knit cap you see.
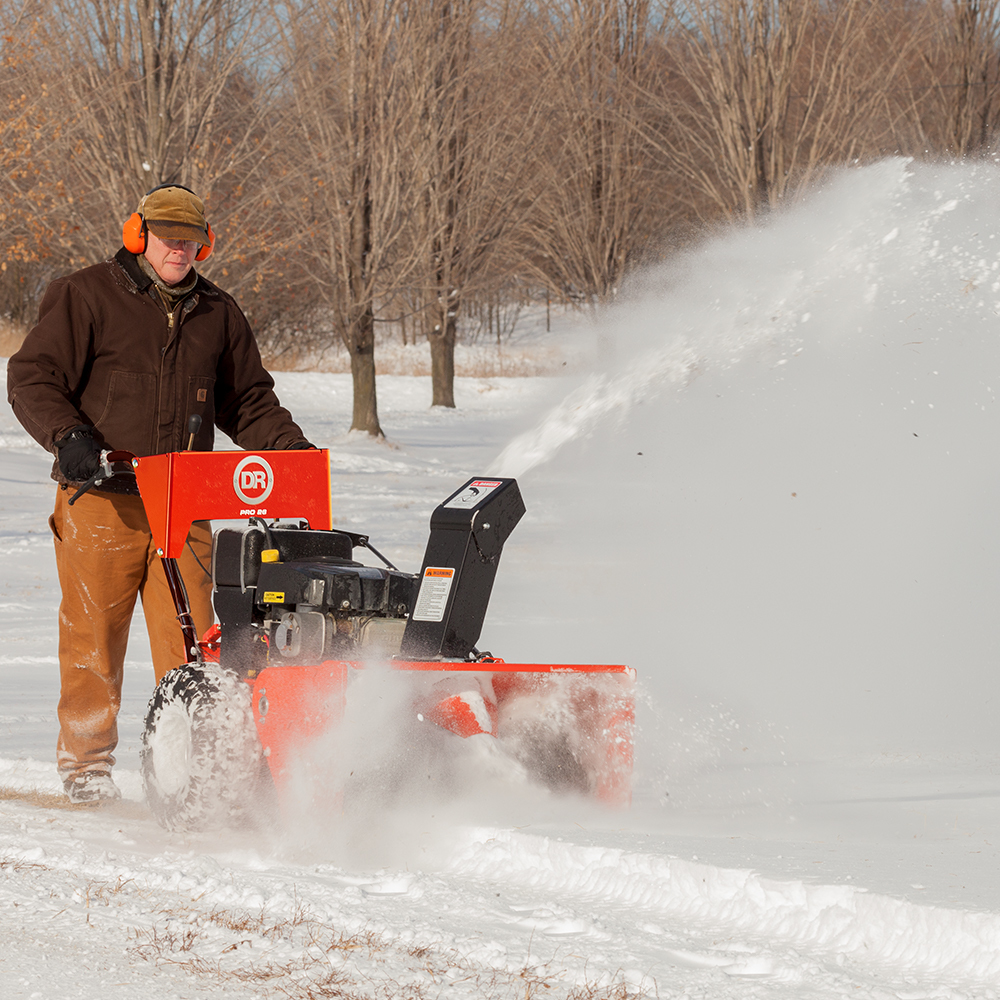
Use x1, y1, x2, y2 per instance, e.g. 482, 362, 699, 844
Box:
140, 186, 211, 246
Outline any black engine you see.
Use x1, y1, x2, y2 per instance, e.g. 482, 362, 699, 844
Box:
209, 476, 525, 675
211, 523, 416, 675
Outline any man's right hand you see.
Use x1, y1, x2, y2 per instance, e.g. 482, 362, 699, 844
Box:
54, 426, 103, 482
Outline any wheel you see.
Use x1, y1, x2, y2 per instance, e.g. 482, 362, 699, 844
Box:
141, 662, 262, 832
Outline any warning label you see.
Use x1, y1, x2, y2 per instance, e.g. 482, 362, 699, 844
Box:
444, 480, 503, 510
412, 566, 456, 622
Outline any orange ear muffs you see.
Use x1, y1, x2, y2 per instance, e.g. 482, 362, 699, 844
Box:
195, 223, 216, 262
122, 214, 215, 261
122, 213, 146, 254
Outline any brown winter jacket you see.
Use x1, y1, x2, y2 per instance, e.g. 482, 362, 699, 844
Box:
7, 248, 309, 488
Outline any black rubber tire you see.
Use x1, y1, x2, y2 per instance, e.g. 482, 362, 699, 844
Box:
141, 662, 262, 832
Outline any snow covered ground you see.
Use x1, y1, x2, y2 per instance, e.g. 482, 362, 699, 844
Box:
4, 157, 1000, 998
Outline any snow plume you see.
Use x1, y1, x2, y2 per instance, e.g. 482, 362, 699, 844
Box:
493, 156, 992, 478
487, 157, 1000, 770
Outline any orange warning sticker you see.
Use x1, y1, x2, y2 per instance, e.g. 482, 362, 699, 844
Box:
412, 566, 456, 622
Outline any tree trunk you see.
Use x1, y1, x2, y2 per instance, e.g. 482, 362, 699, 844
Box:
344, 152, 383, 436
344, 310, 383, 433
348, 316, 383, 435
344, 177, 381, 435
428, 289, 458, 407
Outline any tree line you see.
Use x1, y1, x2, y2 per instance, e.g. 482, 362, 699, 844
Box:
2, 0, 999, 435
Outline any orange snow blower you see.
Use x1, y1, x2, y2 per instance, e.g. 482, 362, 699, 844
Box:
96, 449, 633, 831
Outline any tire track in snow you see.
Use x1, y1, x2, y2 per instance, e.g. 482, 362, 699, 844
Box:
447, 827, 1000, 992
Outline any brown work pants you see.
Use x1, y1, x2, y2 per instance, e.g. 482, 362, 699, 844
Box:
50, 487, 214, 780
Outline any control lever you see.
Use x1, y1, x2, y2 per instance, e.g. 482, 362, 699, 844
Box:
186, 414, 202, 451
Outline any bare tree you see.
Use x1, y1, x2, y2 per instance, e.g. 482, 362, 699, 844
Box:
0, 0, 83, 310
405, 0, 540, 406
648, 0, 919, 221
278, 0, 421, 436
0, 0, 282, 337
522, 0, 658, 306
10, 0, 999, 367
924, 0, 1000, 156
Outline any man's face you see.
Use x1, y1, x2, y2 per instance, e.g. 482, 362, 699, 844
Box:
143, 230, 199, 285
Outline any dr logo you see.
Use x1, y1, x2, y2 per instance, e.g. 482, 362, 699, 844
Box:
233, 455, 275, 505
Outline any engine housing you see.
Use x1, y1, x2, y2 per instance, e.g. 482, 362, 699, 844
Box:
211, 523, 416, 674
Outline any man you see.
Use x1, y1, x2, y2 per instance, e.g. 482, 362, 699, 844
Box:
7, 185, 314, 804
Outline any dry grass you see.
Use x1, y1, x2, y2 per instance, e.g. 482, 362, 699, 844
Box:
127, 900, 653, 1000
0, 786, 95, 811
566, 983, 647, 1000
0, 317, 27, 356
128, 905, 373, 998
0, 856, 652, 1000
0, 854, 50, 872
0, 784, 149, 818
262, 339, 572, 378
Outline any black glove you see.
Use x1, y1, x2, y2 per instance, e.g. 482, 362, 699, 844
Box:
54, 425, 103, 482
286, 440, 318, 450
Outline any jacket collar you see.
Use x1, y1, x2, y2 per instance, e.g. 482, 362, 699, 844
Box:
115, 246, 153, 292
114, 246, 209, 298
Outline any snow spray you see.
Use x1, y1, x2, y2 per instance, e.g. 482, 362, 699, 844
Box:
275, 659, 568, 867
486, 158, 1000, 792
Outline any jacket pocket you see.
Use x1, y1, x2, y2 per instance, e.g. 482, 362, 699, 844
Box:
186, 376, 216, 449
94, 370, 158, 452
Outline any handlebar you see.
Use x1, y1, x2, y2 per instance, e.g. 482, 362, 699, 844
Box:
67, 450, 136, 506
